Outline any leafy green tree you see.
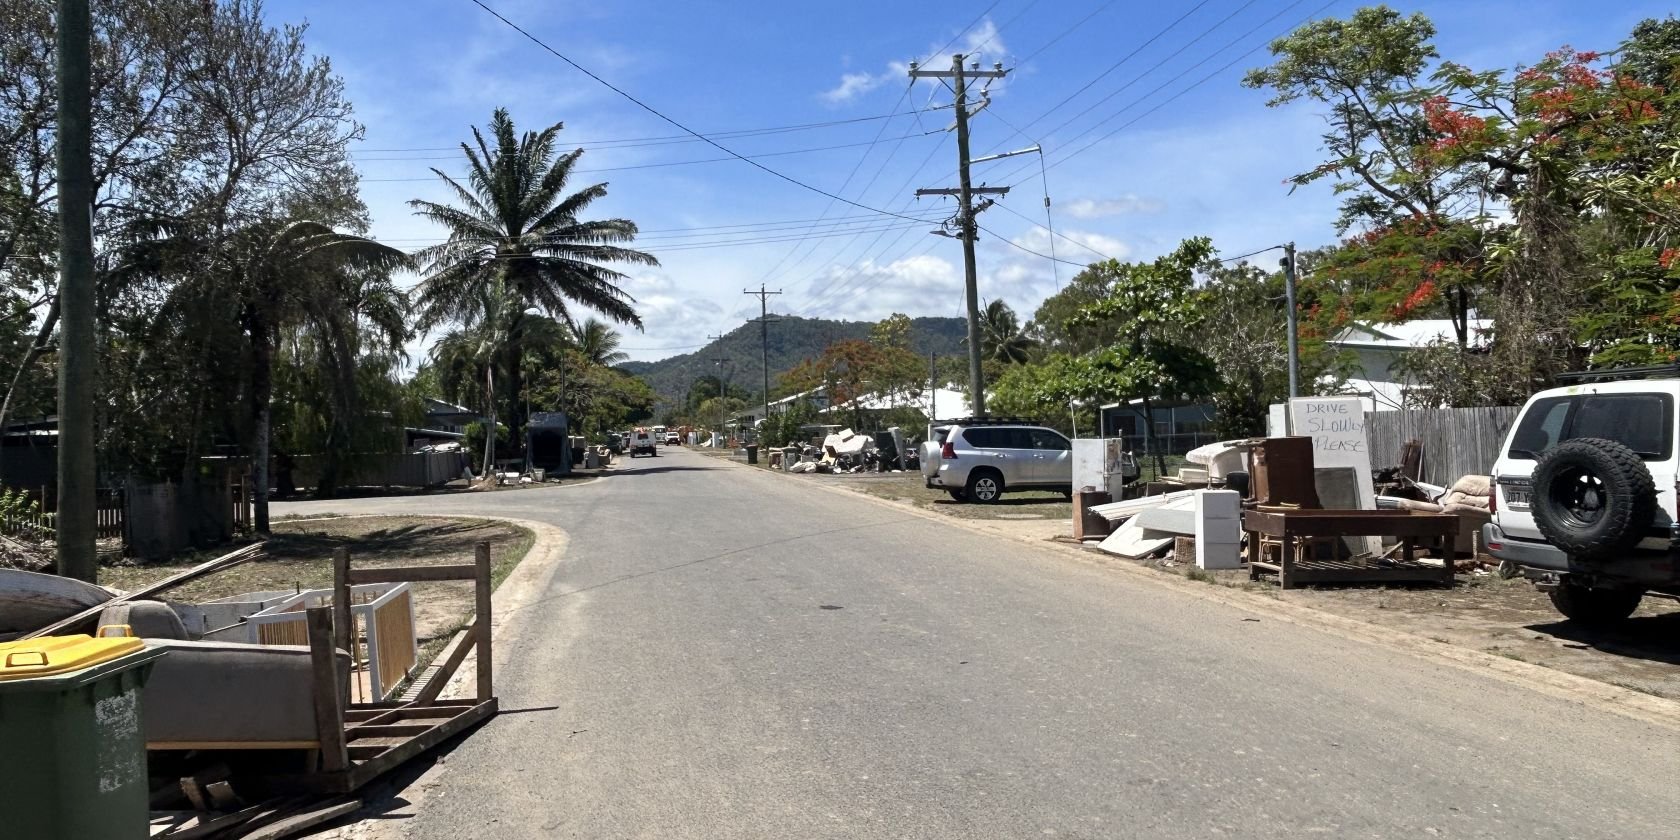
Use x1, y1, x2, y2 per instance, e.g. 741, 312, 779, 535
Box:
410, 108, 657, 447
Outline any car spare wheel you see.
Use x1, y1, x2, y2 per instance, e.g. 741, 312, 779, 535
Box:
1531, 438, 1656, 560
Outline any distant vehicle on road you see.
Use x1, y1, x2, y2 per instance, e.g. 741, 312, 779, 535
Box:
919, 418, 1073, 503
665, 431, 681, 445
627, 428, 659, 458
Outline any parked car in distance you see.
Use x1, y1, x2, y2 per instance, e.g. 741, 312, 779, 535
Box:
665, 431, 682, 445
1484, 368, 1680, 626
627, 428, 659, 458
919, 418, 1073, 503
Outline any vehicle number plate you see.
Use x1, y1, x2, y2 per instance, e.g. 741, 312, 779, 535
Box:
1502, 488, 1531, 509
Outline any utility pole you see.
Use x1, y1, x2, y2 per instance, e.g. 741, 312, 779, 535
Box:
56, 0, 96, 582
911, 53, 1009, 418
1281, 242, 1301, 399
704, 334, 732, 444
743, 285, 781, 442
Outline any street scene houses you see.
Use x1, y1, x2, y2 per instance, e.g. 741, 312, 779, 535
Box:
3, 2, 1679, 837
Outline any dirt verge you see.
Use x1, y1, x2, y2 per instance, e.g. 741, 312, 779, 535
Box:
101, 515, 535, 646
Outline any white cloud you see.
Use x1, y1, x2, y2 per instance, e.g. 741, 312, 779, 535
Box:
796, 253, 962, 320
1009, 227, 1128, 263
1062, 195, 1166, 219
820, 18, 1007, 105
822, 71, 892, 104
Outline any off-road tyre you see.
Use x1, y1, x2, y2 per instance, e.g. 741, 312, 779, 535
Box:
966, 469, 1004, 504
1547, 582, 1643, 628
1531, 438, 1656, 561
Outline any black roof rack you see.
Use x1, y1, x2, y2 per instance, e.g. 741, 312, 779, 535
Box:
930, 416, 1041, 427
1555, 362, 1680, 384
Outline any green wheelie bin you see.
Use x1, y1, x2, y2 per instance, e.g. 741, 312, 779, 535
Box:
0, 632, 166, 840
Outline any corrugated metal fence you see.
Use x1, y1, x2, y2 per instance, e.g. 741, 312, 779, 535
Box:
1364, 406, 1521, 486
283, 451, 467, 491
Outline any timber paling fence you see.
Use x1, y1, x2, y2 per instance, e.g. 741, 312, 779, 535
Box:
1364, 406, 1521, 487
0, 486, 124, 542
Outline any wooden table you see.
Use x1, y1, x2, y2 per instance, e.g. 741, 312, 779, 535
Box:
1243, 508, 1460, 589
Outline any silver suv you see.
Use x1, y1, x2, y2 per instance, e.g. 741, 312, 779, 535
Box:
919, 419, 1073, 503
1484, 371, 1679, 626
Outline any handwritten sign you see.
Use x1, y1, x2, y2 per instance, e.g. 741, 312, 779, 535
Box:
1288, 396, 1379, 553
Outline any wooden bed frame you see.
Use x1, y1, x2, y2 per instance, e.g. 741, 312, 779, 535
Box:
289, 542, 500, 793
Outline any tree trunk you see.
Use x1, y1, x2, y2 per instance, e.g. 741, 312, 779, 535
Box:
1141, 394, 1166, 478
482, 362, 496, 478
249, 313, 273, 534
506, 341, 524, 461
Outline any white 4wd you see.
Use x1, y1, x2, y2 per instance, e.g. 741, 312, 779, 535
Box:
919, 419, 1073, 503
1485, 375, 1678, 626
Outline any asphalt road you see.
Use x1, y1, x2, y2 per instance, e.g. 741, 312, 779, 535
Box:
280, 447, 1680, 839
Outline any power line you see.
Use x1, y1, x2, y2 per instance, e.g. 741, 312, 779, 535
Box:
1219, 244, 1285, 263
1023, 0, 1340, 182
1002, 0, 1216, 145
350, 108, 947, 155
975, 222, 1092, 267
746, 82, 920, 296
378, 210, 947, 244
988, 200, 1109, 260
917, 1, 1003, 66
360, 128, 942, 182
413, 221, 933, 256
969, 0, 1041, 56
1031, 0, 1261, 144
1015, 0, 1122, 66
465, 0, 939, 228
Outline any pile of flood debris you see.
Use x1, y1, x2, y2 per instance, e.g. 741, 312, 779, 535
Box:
774, 427, 919, 474
1, 541, 500, 839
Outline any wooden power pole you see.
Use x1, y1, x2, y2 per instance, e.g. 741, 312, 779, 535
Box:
56, 0, 96, 582
911, 54, 1008, 418
743, 285, 780, 440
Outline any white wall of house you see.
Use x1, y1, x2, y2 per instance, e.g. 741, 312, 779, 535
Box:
1326, 319, 1491, 412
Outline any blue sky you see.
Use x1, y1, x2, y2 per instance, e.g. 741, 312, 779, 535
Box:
277, 0, 1668, 362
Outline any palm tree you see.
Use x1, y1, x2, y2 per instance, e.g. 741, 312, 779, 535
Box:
975, 299, 1038, 365
572, 317, 628, 367
409, 108, 657, 447
430, 278, 523, 478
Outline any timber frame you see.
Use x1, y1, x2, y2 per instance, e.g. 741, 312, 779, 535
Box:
292, 542, 499, 793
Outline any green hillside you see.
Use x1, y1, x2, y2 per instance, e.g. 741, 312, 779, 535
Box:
621, 315, 968, 410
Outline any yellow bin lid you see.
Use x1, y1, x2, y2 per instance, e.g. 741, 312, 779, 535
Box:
0, 634, 146, 682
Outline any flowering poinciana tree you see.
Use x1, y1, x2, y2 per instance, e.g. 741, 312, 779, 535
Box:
1251, 8, 1680, 404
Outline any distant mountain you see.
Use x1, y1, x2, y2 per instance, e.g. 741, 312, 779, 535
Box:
621, 315, 968, 411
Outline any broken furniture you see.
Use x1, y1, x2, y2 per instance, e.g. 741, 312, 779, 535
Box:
1243, 509, 1460, 589
288, 543, 499, 793
244, 582, 417, 701
1379, 474, 1492, 557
